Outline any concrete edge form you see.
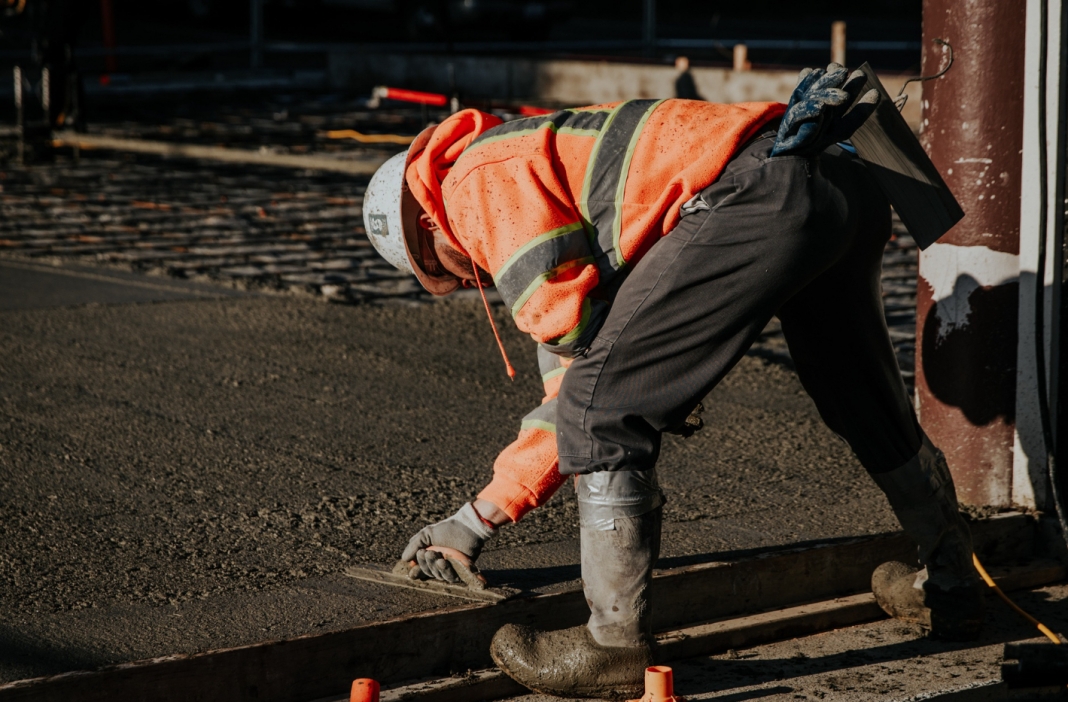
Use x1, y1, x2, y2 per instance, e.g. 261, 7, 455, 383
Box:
0, 513, 1054, 702
50, 132, 389, 176
345, 561, 1066, 702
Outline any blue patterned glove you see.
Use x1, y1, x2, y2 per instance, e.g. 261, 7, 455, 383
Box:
772, 63, 879, 158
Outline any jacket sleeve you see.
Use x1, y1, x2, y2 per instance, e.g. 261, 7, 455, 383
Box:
445, 157, 601, 353
477, 345, 572, 522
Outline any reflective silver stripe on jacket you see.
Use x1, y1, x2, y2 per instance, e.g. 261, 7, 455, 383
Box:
537, 344, 566, 384
520, 398, 557, 434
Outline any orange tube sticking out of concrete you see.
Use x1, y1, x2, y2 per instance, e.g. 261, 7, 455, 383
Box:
628, 666, 684, 702
350, 678, 380, 702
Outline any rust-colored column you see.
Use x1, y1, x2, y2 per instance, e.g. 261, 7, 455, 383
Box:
916, 0, 1027, 506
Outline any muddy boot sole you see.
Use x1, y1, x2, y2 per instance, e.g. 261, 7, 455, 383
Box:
872, 561, 984, 641
490, 623, 650, 700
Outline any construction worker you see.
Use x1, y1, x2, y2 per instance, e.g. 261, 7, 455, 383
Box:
362, 65, 984, 699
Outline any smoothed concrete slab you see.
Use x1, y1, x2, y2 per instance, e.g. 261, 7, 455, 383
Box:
0, 293, 899, 684
0, 259, 244, 311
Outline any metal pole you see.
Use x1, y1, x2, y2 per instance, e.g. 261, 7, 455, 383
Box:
1014, 0, 1068, 510
643, 0, 656, 57
915, 0, 1028, 507
250, 0, 264, 70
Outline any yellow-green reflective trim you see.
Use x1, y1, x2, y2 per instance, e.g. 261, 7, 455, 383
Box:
541, 366, 567, 383
510, 257, 594, 317
611, 99, 665, 268
557, 127, 601, 137
460, 119, 602, 162
521, 419, 557, 434
551, 298, 591, 346
494, 221, 585, 286
468, 123, 553, 150
578, 102, 627, 237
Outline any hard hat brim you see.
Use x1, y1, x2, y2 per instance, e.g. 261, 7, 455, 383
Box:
400, 125, 461, 296
399, 188, 461, 296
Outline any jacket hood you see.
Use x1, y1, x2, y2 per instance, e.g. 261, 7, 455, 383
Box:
404, 109, 503, 252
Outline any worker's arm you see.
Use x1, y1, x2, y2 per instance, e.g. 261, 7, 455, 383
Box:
477, 346, 572, 522
401, 156, 597, 579
399, 348, 571, 581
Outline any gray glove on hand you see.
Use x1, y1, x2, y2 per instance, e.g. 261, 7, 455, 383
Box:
400, 503, 498, 582
771, 62, 879, 158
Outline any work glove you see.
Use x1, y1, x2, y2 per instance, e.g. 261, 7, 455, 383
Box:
400, 502, 498, 583
771, 63, 880, 158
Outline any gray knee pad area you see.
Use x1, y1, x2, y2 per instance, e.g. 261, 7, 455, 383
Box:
576, 469, 665, 531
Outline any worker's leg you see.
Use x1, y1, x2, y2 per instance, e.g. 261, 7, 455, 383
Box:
496, 135, 857, 699
491, 470, 663, 699
493, 137, 859, 700
557, 136, 855, 475
774, 150, 983, 640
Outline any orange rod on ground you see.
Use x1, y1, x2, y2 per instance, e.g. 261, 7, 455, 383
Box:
323, 130, 415, 145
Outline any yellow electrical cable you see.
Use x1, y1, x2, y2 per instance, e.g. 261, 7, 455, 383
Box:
973, 554, 1063, 644
322, 130, 415, 145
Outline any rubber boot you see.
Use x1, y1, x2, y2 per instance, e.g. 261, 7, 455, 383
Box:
869, 435, 985, 640
491, 492, 661, 700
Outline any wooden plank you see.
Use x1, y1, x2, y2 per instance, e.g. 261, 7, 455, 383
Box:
656, 593, 883, 662
0, 514, 1039, 702
848, 63, 965, 250
649, 511, 1031, 630
51, 132, 389, 176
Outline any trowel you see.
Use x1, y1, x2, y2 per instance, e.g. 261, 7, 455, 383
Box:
344, 546, 521, 603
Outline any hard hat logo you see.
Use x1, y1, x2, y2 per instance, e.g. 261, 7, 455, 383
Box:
367, 214, 389, 240
362, 124, 461, 297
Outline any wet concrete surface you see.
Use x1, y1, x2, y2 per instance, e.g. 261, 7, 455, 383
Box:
0, 260, 903, 683
0, 259, 246, 310
508, 582, 1068, 701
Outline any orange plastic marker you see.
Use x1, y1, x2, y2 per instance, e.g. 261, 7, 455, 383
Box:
350, 678, 380, 702
628, 666, 684, 702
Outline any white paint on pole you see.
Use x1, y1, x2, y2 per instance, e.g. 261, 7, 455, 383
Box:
1012, 0, 1066, 510
919, 243, 1019, 341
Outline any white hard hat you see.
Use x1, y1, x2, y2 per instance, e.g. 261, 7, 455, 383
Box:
363, 151, 415, 275
362, 126, 459, 295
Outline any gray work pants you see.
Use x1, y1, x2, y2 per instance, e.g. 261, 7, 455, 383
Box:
558, 135, 921, 477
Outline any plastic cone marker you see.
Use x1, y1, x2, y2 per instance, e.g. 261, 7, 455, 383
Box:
350, 678, 380, 702
628, 666, 685, 702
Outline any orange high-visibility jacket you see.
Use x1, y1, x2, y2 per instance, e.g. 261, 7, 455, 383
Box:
406, 99, 785, 521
